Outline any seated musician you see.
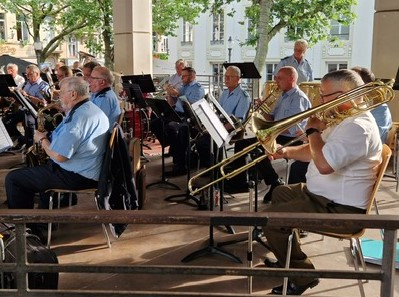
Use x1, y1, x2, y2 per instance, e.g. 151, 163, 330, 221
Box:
163, 59, 187, 106
261, 69, 381, 296
88, 66, 121, 130
150, 67, 205, 176
195, 65, 250, 168
52, 65, 73, 100
232, 66, 311, 199
5, 77, 109, 239
3, 64, 51, 149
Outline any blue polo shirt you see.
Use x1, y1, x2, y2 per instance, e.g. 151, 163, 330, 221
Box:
271, 86, 312, 137
50, 100, 109, 181
219, 85, 251, 120
274, 55, 314, 83
90, 87, 121, 129
175, 80, 205, 113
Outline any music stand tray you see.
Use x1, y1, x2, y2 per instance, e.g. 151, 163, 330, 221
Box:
223, 62, 261, 79
0, 74, 17, 87
121, 74, 156, 93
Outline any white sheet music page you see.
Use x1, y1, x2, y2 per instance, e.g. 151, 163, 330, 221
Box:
192, 99, 231, 148
0, 120, 13, 152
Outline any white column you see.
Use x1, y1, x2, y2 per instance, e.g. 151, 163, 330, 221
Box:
371, 0, 399, 121
113, 0, 152, 75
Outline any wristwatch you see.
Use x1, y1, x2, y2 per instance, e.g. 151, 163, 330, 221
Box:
305, 128, 320, 137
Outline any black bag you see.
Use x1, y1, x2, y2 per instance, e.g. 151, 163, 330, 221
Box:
1, 230, 59, 290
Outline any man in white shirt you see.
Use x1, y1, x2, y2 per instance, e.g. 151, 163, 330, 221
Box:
262, 69, 381, 295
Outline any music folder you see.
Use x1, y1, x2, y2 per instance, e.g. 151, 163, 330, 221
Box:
122, 82, 148, 107
192, 99, 231, 148
121, 74, 156, 93
0, 74, 17, 87
146, 98, 182, 123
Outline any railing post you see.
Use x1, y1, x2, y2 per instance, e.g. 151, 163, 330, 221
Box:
15, 223, 28, 296
380, 229, 397, 297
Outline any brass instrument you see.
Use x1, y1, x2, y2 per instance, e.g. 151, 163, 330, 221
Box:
188, 80, 395, 196
299, 81, 321, 107
25, 102, 63, 167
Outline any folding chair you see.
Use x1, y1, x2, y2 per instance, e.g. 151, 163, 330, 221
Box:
283, 144, 392, 296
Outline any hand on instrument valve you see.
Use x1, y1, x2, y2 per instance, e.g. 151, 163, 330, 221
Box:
34, 130, 48, 145
268, 144, 286, 161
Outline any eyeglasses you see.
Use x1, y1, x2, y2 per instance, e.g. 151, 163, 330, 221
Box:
319, 90, 344, 100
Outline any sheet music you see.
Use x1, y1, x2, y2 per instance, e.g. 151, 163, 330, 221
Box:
206, 93, 236, 129
0, 120, 14, 152
192, 99, 231, 148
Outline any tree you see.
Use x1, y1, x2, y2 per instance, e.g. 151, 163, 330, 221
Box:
0, 0, 102, 64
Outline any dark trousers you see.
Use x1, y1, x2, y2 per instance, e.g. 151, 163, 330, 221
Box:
6, 160, 98, 209
262, 183, 366, 285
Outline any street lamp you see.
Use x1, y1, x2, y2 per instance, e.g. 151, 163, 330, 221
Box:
33, 39, 43, 65
227, 36, 233, 63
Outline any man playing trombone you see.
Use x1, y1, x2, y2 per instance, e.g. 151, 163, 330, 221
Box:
262, 69, 382, 295
232, 66, 311, 200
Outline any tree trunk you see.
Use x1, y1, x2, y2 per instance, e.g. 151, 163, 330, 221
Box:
253, 0, 273, 98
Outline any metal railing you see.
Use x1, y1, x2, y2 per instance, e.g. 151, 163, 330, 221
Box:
0, 209, 397, 296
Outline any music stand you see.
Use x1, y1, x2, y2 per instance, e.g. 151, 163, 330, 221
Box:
145, 98, 181, 190
121, 74, 156, 93
122, 82, 152, 159
181, 98, 241, 264
0, 74, 17, 87
164, 97, 205, 208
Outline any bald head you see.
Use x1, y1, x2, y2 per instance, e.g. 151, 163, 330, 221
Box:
275, 66, 298, 92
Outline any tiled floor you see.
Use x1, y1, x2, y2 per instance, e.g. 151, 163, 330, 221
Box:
0, 149, 398, 296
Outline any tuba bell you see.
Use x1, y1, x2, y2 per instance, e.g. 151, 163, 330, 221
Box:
188, 80, 395, 196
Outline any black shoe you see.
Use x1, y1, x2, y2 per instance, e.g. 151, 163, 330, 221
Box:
263, 178, 285, 204
264, 257, 281, 268
271, 279, 319, 295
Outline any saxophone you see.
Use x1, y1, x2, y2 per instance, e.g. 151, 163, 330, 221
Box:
25, 102, 64, 167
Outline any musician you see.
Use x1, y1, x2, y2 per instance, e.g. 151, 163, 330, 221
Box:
273, 39, 313, 84
164, 59, 187, 106
233, 66, 311, 200
82, 61, 101, 82
88, 66, 121, 130
6, 63, 25, 88
151, 67, 205, 176
351, 66, 392, 144
52, 65, 73, 100
5, 77, 109, 215
261, 69, 381, 295
3, 64, 51, 149
196, 65, 250, 168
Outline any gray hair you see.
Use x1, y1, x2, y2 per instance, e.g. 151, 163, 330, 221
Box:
321, 69, 364, 89
92, 66, 114, 85
226, 65, 241, 77
7, 63, 18, 71
59, 76, 90, 97
295, 39, 309, 50
26, 64, 40, 74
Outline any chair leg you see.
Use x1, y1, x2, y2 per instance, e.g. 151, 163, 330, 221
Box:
351, 238, 366, 297
47, 192, 58, 249
283, 230, 295, 295
94, 195, 111, 248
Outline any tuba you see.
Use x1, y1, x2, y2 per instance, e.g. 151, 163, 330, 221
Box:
25, 102, 63, 167
188, 80, 395, 196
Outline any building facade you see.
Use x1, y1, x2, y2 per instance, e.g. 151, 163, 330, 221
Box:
159, 0, 374, 88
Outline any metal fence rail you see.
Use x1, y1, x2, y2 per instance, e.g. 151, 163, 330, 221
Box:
0, 209, 397, 297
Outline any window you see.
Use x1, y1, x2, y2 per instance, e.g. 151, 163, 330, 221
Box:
330, 20, 350, 40
211, 13, 224, 45
0, 13, 5, 40
16, 14, 29, 41
211, 63, 224, 97
181, 20, 193, 46
327, 62, 348, 73
247, 18, 256, 41
68, 36, 78, 57
266, 63, 278, 81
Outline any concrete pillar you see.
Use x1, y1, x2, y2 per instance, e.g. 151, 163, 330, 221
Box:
371, 0, 399, 121
113, 0, 152, 76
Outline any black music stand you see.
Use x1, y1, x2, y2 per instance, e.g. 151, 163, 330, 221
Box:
164, 98, 205, 208
123, 83, 151, 158
145, 98, 180, 190
0, 74, 17, 87
121, 74, 156, 93
181, 98, 241, 264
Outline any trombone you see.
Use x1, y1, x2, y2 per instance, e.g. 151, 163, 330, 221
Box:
188, 80, 395, 196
